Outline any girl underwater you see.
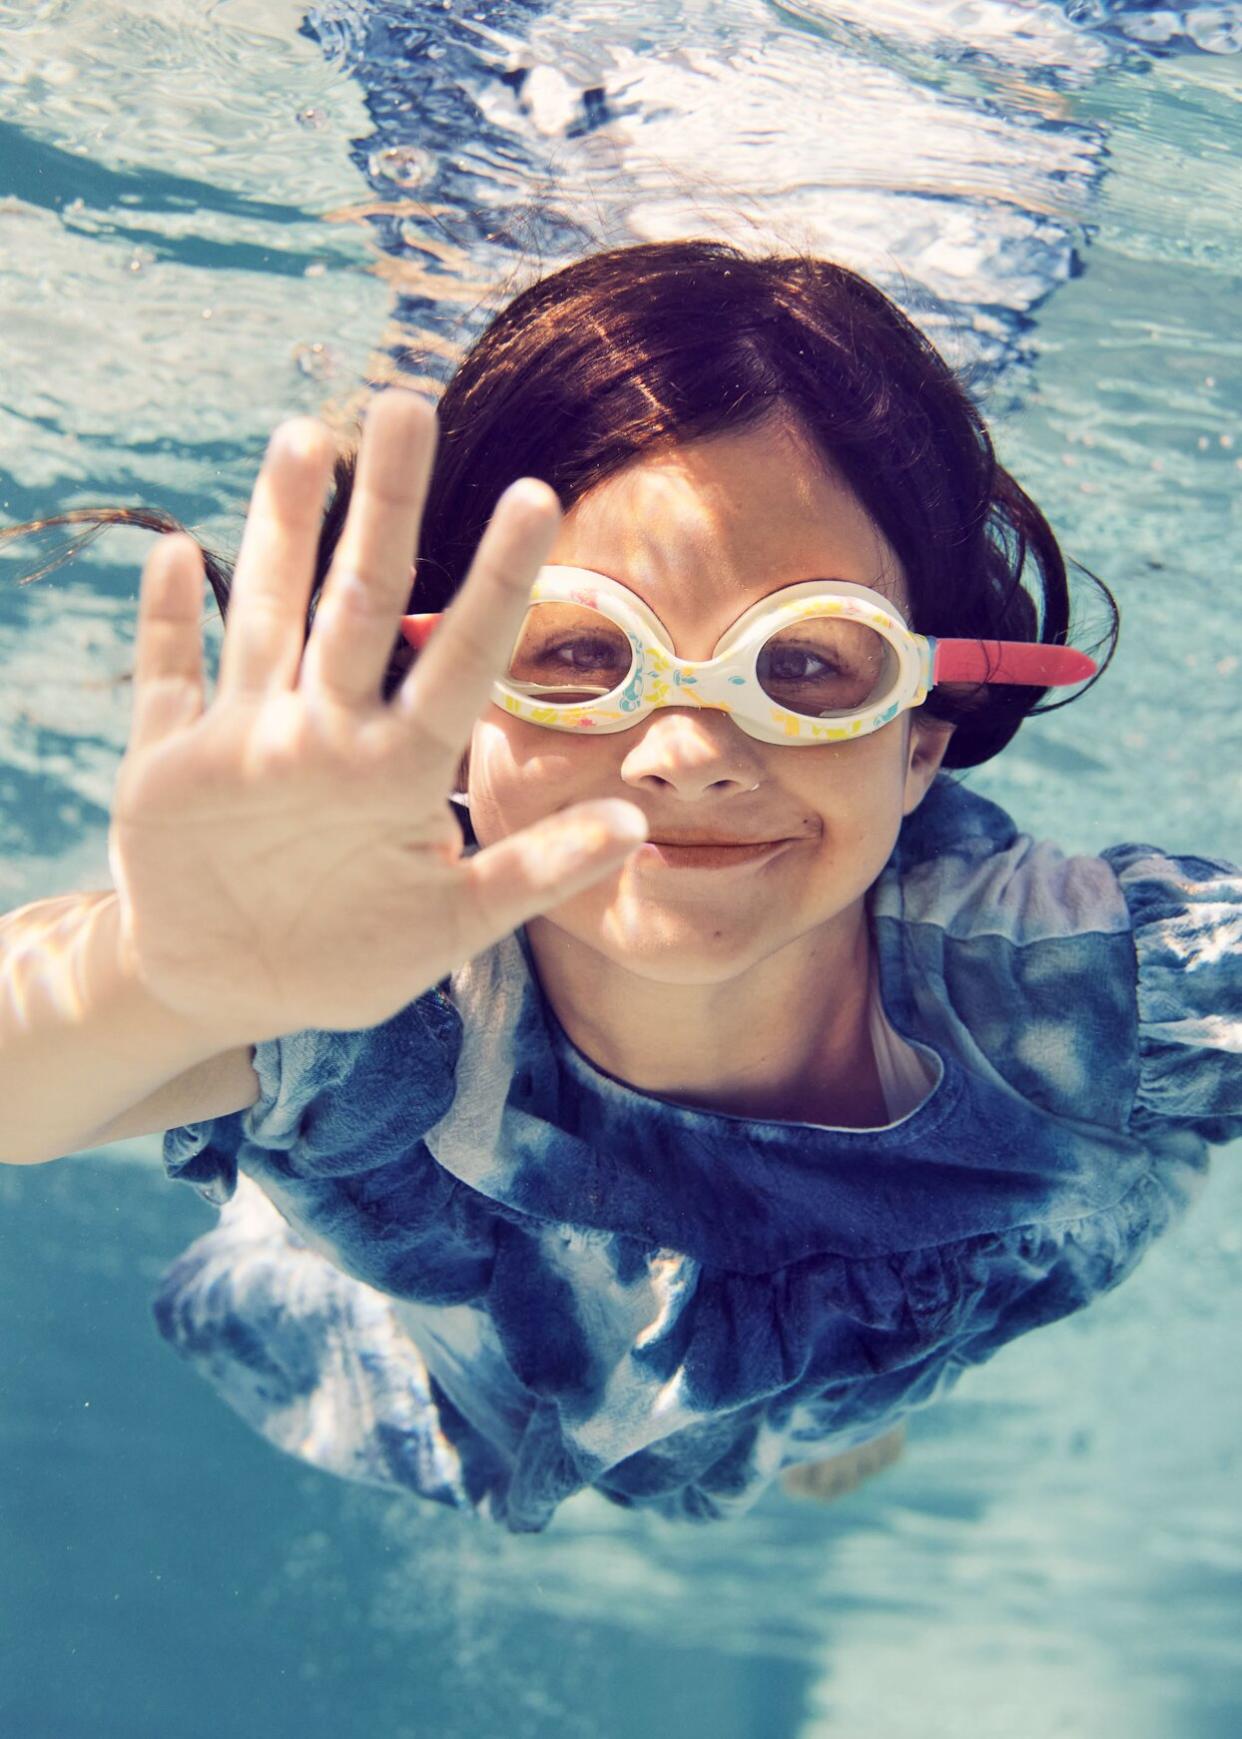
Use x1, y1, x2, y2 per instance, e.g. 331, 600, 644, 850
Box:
2, 240, 1238, 1533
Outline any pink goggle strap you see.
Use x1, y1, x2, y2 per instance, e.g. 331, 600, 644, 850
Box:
931, 639, 1097, 687
400, 613, 442, 650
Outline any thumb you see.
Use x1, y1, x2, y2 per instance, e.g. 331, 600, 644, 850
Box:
459, 800, 648, 944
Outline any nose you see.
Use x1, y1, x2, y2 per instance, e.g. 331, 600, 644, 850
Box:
617, 708, 765, 799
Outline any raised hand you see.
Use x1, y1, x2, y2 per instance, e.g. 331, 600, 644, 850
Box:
107, 391, 647, 1043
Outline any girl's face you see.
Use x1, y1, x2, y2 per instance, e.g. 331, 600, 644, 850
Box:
463, 414, 954, 985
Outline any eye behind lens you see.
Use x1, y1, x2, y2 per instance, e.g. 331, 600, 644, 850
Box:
756, 619, 897, 717
507, 600, 634, 706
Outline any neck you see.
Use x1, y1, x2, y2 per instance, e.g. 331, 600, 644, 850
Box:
523, 900, 888, 1128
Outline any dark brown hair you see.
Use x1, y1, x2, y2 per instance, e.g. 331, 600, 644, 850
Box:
3, 238, 1116, 770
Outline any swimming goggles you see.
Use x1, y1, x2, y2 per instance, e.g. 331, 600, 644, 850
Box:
399, 565, 1097, 747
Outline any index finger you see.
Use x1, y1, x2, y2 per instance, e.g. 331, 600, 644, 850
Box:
392, 477, 561, 772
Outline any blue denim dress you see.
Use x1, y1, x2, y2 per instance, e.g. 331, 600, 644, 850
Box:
156, 776, 1240, 1532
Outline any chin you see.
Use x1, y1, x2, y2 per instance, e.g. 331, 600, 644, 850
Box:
537, 893, 782, 984
599, 934, 773, 986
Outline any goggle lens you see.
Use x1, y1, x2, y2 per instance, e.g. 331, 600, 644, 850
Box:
756, 618, 897, 717
506, 601, 899, 719
506, 602, 633, 704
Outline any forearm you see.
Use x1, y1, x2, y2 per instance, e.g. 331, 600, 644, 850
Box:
0, 890, 240, 1165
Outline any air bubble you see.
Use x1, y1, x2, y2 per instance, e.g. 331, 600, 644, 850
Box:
292, 341, 338, 381
368, 145, 434, 189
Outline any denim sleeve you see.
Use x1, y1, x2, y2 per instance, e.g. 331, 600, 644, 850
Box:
1101, 843, 1242, 1147
161, 985, 464, 1208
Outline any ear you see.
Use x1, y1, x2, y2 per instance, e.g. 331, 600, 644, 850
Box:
902, 713, 955, 816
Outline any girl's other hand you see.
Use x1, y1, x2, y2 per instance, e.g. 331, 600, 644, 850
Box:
107, 392, 647, 1043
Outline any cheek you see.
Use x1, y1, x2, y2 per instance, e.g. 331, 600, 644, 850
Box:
786, 725, 910, 813
466, 718, 617, 843
786, 730, 914, 874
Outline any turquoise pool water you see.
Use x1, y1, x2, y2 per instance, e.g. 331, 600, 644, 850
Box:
1, 3, 1239, 1735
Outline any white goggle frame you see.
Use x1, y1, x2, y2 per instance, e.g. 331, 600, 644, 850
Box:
490, 566, 929, 745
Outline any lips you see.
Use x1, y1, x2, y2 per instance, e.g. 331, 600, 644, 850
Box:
647, 837, 787, 848
635, 837, 794, 871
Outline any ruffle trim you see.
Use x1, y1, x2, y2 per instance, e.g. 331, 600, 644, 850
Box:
1102, 843, 1242, 1144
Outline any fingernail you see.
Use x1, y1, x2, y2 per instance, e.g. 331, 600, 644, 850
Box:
500, 478, 558, 517
270, 420, 322, 463
591, 800, 648, 843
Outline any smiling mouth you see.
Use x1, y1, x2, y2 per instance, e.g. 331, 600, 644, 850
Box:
635, 838, 792, 869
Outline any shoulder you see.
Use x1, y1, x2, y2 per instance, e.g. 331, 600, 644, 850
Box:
255, 984, 463, 1124
163, 975, 468, 1202
877, 778, 1241, 1143
878, 775, 1131, 946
